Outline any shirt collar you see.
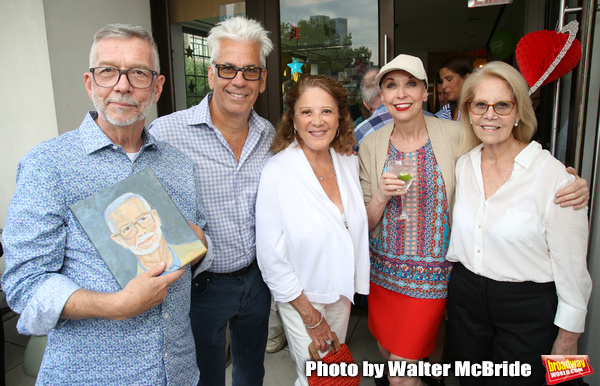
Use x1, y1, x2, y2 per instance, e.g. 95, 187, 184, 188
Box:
374, 104, 388, 114
514, 140, 541, 169
80, 111, 159, 155
187, 92, 270, 136
469, 140, 540, 169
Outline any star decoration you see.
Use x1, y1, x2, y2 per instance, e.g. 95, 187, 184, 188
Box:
287, 58, 303, 75
185, 45, 194, 58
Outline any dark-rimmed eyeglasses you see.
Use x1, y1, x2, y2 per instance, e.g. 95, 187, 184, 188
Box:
90, 67, 157, 89
117, 212, 155, 239
467, 100, 516, 116
214, 64, 264, 81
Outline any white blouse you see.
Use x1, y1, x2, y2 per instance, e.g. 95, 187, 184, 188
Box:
256, 143, 370, 305
446, 141, 592, 333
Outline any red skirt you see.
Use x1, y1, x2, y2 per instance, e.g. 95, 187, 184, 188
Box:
368, 282, 446, 360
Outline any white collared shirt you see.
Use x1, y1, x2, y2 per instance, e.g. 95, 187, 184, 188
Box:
446, 141, 592, 333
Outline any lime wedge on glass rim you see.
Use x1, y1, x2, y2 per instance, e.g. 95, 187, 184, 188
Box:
398, 172, 412, 182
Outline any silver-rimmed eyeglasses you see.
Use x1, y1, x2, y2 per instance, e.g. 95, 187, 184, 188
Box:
117, 212, 155, 239
467, 100, 516, 116
90, 67, 158, 89
214, 64, 264, 81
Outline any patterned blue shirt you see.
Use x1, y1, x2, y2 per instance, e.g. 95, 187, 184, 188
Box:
150, 93, 275, 273
354, 104, 436, 148
1, 112, 210, 385
354, 104, 393, 147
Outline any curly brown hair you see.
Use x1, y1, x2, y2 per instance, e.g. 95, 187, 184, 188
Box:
271, 75, 356, 154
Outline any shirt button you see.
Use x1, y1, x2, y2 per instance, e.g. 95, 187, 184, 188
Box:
164, 352, 169, 358
477, 250, 481, 253
478, 225, 482, 228
164, 313, 169, 319
112, 145, 118, 150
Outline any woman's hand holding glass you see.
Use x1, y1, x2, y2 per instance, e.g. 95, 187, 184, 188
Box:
376, 163, 411, 202
385, 159, 415, 220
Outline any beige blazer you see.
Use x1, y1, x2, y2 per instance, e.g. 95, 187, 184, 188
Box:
358, 115, 464, 237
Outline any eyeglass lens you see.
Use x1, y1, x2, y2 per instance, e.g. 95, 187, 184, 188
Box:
119, 212, 155, 239
216, 64, 263, 81
92, 67, 155, 89
469, 101, 515, 116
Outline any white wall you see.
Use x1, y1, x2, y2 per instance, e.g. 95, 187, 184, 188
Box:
0, 0, 155, 232
41, 0, 157, 135
0, 0, 58, 230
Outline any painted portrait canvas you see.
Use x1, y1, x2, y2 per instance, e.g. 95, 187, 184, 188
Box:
70, 168, 207, 288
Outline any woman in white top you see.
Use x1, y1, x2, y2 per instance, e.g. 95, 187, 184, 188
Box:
256, 75, 370, 386
446, 61, 592, 386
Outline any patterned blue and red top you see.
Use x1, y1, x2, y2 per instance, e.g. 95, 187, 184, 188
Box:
370, 140, 453, 299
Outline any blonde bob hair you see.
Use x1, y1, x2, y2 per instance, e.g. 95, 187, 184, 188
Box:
458, 61, 537, 150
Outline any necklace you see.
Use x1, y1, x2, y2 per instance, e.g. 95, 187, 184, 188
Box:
503, 141, 522, 185
311, 153, 334, 181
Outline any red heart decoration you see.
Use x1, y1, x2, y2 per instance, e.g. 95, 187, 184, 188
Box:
516, 29, 582, 88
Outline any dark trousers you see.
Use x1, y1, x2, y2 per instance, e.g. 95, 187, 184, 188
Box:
447, 262, 567, 386
190, 261, 270, 386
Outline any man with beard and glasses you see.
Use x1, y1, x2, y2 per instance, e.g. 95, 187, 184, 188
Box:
1, 24, 212, 385
104, 193, 205, 274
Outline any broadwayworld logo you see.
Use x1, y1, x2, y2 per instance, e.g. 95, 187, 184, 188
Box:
542, 355, 593, 385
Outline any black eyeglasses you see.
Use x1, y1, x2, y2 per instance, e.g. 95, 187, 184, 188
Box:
90, 67, 158, 89
214, 64, 264, 81
468, 100, 516, 116
117, 212, 155, 239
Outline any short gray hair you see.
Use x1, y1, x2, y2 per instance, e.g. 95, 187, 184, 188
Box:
90, 23, 160, 73
360, 68, 381, 109
207, 16, 273, 67
104, 192, 152, 234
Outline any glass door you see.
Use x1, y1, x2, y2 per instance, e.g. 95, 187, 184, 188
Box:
279, 0, 381, 121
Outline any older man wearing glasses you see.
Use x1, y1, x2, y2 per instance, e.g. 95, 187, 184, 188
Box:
104, 192, 206, 274
150, 16, 274, 386
2, 24, 211, 385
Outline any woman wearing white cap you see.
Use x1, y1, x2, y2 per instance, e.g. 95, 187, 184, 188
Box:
358, 54, 588, 386
359, 54, 460, 386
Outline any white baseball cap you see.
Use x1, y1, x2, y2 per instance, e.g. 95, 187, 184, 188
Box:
375, 54, 428, 86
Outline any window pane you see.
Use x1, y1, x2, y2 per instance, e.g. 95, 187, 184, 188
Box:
183, 33, 211, 108
280, 0, 378, 124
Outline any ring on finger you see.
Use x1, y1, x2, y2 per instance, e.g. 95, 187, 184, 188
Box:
325, 339, 332, 345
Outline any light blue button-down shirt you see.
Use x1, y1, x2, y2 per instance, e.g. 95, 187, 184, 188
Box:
2, 112, 210, 385
150, 93, 275, 273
